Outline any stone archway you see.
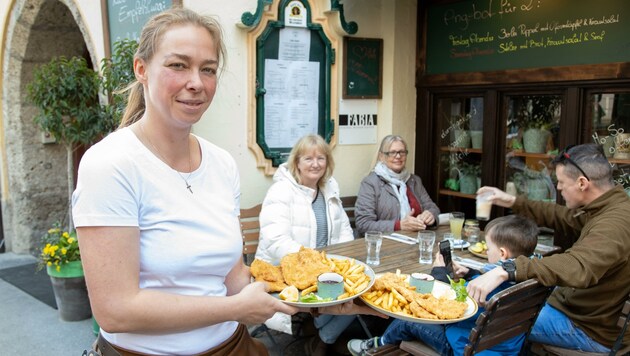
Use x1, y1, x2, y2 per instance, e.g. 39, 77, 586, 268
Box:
2, 0, 98, 253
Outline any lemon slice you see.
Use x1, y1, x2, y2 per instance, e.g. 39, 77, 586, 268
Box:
470, 242, 484, 253
279, 285, 299, 302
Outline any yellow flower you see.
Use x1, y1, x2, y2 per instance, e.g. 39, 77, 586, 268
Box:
56, 265, 61, 272
38, 223, 81, 271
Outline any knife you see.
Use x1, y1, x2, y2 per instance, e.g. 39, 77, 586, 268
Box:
383, 233, 418, 244
454, 256, 486, 270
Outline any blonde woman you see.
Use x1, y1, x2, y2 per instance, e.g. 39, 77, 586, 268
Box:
73, 8, 296, 355
256, 134, 354, 264
256, 134, 355, 355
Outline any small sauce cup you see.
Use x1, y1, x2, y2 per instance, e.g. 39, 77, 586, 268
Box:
317, 272, 344, 299
410, 273, 435, 294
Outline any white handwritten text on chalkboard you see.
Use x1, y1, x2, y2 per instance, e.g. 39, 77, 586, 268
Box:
426, 0, 629, 74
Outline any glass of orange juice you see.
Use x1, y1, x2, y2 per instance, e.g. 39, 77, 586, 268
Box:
449, 212, 465, 239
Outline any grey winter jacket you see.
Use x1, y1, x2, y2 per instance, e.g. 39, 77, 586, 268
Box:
355, 171, 440, 235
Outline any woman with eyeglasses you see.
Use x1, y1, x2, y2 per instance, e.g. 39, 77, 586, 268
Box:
255, 134, 356, 355
355, 135, 440, 235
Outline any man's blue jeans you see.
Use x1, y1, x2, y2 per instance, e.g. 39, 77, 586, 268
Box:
529, 304, 610, 353
381, 319, 453, 356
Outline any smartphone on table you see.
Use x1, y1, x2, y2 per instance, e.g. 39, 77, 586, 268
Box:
439, 239, 453, 278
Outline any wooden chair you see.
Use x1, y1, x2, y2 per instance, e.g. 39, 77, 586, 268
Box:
340, 195, 358, 238
610, 294, 630, 355
363, 279, 552, 356
530, 293, 630, 356
240, 204, 262, 266
239, 204, 279, 348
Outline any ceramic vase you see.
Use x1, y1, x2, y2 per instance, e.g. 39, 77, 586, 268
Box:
526, 178, 549, 201
459, 174, 477, 194
452, 129, 471, 148
523, 128, 550, 153
470, 130, 483, 149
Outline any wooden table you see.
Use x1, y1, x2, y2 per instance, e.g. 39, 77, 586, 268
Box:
322, 226, 481, 275
322, 226, 561, 275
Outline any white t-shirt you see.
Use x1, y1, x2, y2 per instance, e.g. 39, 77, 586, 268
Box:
72, 127, 242, 355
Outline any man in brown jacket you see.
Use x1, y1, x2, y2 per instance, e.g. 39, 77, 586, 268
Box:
469, 143, 630, 352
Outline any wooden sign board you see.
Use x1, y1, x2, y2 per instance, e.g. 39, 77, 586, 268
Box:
101, 0, 182, 57
343, 37, 383, 99
426, 0, 630, 74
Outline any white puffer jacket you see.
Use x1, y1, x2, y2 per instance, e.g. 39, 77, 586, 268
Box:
255, 163, 354, 265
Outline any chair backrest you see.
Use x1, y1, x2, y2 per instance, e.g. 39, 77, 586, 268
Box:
240, 204, 262, 266
464, 279, 553, 356
610, 293, 630, 355
340, 195, 358, 236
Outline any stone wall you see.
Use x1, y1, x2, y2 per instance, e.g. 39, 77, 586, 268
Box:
2, 0, 92, 254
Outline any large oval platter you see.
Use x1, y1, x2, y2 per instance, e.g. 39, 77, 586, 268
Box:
272, 254, 375, 308
361, 274, 478, 324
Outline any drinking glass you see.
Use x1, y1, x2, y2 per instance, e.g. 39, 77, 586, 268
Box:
365, 231, 383, 266
443, 232, 455, 252
449, 212, 465, 239
476, 192, 493, 221
418, 231, 436, 264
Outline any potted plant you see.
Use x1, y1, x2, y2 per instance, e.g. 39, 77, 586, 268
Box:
37, 222, 91, 321
26, 39, 137, 234
100, 39, 138, 122
514, 96, 561, 153
27, 57, 110, 233
27, 40, 137, 324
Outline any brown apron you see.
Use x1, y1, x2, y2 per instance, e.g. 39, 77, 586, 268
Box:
94, 324, 269, 356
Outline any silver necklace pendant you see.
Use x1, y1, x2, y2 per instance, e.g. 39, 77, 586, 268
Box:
175, 171, 193, 194
140, 122, 194, 195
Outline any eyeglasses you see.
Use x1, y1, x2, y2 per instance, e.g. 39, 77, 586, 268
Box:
556, 145, 590, 181
382, 150, 408, 158
300, 156, 327, 164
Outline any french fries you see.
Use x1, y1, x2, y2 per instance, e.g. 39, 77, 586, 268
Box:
324, 254, 372, 299
281, 250, 372, 301
361, 272, 468, 320
362, 278, 412, 316
301, 284, 318, 296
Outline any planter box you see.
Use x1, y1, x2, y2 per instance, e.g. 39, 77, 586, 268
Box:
47, 261, 92, 321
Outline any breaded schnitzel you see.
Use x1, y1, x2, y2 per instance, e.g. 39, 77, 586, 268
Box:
415, 294, 468, 320
250, 258, 287, 292
281, 247, 332, 290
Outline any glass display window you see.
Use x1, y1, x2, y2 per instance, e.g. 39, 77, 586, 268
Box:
588, 91, 630, 194
504, 94, 562, 202
435, 96, 484, 215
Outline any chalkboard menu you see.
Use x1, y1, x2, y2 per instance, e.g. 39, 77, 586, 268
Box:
101, 0, 181, 57
426, 0, 630, 74
343, 37, 383, 99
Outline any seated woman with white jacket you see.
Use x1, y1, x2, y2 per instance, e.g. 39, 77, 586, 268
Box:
255, 134, 355, 356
